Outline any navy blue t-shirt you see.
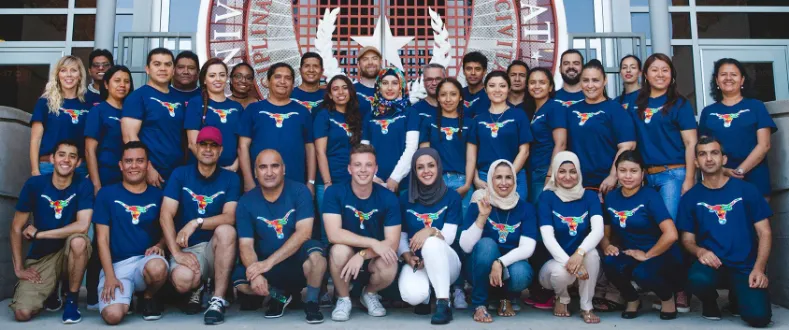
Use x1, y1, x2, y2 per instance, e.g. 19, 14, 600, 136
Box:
184, 96, 243, 167
419, 114, 470, 174
463, 200, 538, 252
169, 86, 201, 106
567, 100, 636, 187
462, 86, 488, 117
16, 175, 93, 259
469, 107, 533, 171
163, 165, 241, 246
362, 108, 420, 180
122, 85, 185, 179
399, 190, 462, 239
31, 98, 91, 157
93, 183, 163, 262
676, 178, 772, 273
322, 181, 401, 241
628, 95, 697, 166
530, 99, 567, 170
617, 90, 639, 111
604, 187, 672, 252
313, 108, 355, 183
538, 190, 602, 254
290, 87, 325, 116
236, 180, 314, 258
410, 99, 439, 127
84, 101, 124, 185
239, 100, 313, 183
699, 98, 777, 166
353, 82, 376, 103
554, 89, 585, 108
85, 88, 103, 107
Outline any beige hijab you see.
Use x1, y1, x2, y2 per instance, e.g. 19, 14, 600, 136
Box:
543, 151, 586, 202
470, 159, 520, 211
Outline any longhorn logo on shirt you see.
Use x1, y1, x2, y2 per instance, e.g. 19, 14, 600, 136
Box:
61, 109, 88, 124
419, 113, 432, 119
431, 124, 466, 140
607, 205, 645, 228
463, 98, 479, 108
552, 211, 588, 236
697, 198, 743, 225
260, 111, 299, 128
643, 106, 663, 124
531, 114, 545, 124
407, 206, 448, 228
555, 99, 582, 108
370, 115, 406, 134
487, 219, 521, 243
291, 99, 322, 112
357, 93, 375, 104
40, 194, 76, 219
182, 187, 225, 215
710, 109, 750, 128
330, 119, 352, 137
208, 106, 238, 123
479, 119, 515, 138
572, 111, 604, 126
150, 97, 182, 117
345, 205, 378, 230
257, 209, 294, 239
114, 201, 157, 225
108, 116, 120, 121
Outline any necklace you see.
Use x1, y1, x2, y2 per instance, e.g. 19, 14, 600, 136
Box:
493, 207, 512, 226
488, 107, 508, 123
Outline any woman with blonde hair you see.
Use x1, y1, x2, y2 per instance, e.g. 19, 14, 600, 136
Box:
30, 55, 90, 177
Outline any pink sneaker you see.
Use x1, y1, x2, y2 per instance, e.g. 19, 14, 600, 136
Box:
523, 296, 554, 310
675, 291, 690, 313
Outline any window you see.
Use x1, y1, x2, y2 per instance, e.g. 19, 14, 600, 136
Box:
630, 0, 689, 5
696, 0, 789, 5
631, 12, 692, 40
697, 12, 789, 39
565, 0, 595, 33
0, 0, 68, 8
73, 14, 96, 41
0, 15, 68, 41
169, 0, 201, 33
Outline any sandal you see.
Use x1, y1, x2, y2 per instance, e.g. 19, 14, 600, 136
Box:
593, 297, 624, 312
473, 306, 493, 323
581, 309, 601, 324
553, 299, 570, 317
497, 299, 515, 317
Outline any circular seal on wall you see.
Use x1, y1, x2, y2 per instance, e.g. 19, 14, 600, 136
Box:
197, 0, 567, 96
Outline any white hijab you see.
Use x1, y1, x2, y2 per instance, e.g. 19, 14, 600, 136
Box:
543, 151, 586, 202
470, 159, 520, 210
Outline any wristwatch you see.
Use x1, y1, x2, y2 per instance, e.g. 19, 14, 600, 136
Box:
575, 248, 586, 257
308, 180, 316, 185
196, 217, 204, 229
735, 168, 745, 175
358, 250, 367, 258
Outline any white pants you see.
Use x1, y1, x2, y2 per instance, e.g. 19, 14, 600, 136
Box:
98, 254, 168, 312
398, 236, 461, 305
539, 249, 600, 311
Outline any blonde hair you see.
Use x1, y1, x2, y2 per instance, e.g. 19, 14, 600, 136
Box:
42, 55, 87, 114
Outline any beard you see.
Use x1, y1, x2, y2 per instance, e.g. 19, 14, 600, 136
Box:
561, 71, 580, 85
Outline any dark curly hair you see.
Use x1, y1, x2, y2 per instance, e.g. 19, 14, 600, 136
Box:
322, 75, 362, 145
709, 58, 753, 102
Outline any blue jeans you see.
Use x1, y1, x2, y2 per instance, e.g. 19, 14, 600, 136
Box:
646, 167, 685, 220
443, 172, 472, 216
39, 161, 88, 178
478, 169, 527, 202
469, 237, 533, 307
687, 261, 771, 328
603, 253, 682, 302
315, 184, 329, 245
528, 167, 548, 204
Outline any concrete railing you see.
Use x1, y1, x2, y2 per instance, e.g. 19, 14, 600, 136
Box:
0, 106, 32, 300
766, 100, 789, 308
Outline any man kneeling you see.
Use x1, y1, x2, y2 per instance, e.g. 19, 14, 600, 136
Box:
95, 142, 169, 324
233, 149, 327, 323
323, 144, 402, 321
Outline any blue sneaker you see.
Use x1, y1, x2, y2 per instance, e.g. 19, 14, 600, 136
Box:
62, 296, 82, 324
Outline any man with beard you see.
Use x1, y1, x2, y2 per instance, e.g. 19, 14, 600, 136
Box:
678, 136, 772, 327
291, 52, 326, 116
554, 49, 585, 108
10, 140, 93, 323
410, 63, 446, 126
170, 51, 201, 105
461, 51, 489, 117
233, 149, 327, 323
160, 127, 240, 324
354, 46, 382, 116
95, 141, 169, 324
86, 49, 114, 106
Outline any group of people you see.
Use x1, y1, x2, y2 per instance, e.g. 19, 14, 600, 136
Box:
10, 44, 776, 328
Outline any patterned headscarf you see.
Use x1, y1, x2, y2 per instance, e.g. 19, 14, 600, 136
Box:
372, 66, 409, 116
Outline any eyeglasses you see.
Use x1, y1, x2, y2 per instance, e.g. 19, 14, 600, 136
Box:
424, 77, 442, 83
198, 141, 220, 148
232, 74, 254, 81
91, 62, 111, 69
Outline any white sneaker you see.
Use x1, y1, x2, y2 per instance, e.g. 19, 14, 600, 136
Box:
453, 288, 468, 309
87, 303, 99, 311
331, 297, 352, 322
360, 288, 386, 317
511, 299, 521, 311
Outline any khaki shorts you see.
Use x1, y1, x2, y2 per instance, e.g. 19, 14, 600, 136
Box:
169, 239, 214, 281
9, 233, 92, 312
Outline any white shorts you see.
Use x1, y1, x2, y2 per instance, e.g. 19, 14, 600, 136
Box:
97, 254, 168, 312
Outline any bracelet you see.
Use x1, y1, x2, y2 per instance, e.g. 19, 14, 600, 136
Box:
32, 231, 38, 240
496, 259, 505, 268
324, 180, 332, 185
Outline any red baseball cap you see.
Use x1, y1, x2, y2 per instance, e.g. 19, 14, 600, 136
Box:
196, 126, 223, 145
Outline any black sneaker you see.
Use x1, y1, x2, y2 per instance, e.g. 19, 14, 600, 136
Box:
723, 302, 740, 317
304, 301, 324, 324
414, 303, 431, 315
184, 283, 204, 315
141, 297, 163, 321
702, 302, 722, 320
204, 297, 226, 325
237, 291, 262, 311
264, 291, 292, 319
44, 289, 63, 312
431, 299, 453, 325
